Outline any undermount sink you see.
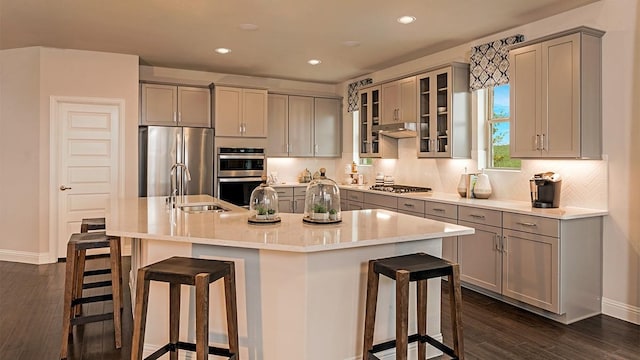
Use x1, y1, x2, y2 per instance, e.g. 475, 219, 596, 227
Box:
177, 203, 229, 213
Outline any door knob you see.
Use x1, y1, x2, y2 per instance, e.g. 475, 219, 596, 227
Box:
59, 185, 72, 191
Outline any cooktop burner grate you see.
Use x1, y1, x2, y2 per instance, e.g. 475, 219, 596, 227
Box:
368, 184, 432, 193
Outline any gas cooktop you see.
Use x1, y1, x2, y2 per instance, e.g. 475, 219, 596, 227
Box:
369, 185, 432, 193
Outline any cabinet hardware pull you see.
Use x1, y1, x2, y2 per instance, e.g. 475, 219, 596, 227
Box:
502, 236, 507, 252
315, 144, 319, 154
495, 234, 501, 251
433, 208, 445, 212
535, 134, 540, 150
178, 112, 182, 123
470, 214, 486, 219
403, 203, 414, 207
540, 133, 546, 151
516, 221, 537, 227
173, 111, 178, 123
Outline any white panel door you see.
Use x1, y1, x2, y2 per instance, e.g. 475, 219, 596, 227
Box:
56, 100, 121, 258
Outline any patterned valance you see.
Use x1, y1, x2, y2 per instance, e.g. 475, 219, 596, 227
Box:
470, 34, 524, 91
347, 78, 373, 112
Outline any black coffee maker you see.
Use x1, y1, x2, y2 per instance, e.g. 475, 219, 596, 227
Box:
530, 172, 562, 208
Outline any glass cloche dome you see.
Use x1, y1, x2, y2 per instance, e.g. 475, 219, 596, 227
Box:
303, 168, 341, 224
248, 178, 280, 223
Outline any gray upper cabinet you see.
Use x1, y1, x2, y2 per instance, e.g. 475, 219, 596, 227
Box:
509, 27, 604, 159
314, 97, 342, 157
140, 83, 211, 127
288, 95, 315, 157
267, 94, 342, 158
214, 86, 268, 137
380, 76, 417, 124
267, 94, 289, 156
416, 63, 471, 158
359, 85, 398, 159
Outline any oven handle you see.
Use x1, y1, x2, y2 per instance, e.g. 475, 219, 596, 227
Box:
218, 177, 264, 183
218, 154, 265, 160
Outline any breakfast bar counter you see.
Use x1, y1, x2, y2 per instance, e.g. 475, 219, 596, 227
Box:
107, 195, 474, 360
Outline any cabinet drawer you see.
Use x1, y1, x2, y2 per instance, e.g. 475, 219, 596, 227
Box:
503, 212, 559, 238
346, 190, 364, 202
275, 187, 293, 198
458, 206, 502, 227
397, 198, 425, 215
364, 193, 397, 209
425, 201, 457, 220
293, 186, 307, 197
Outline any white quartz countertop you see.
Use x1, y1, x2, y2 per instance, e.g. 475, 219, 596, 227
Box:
338, 185, 607, 220
106, 195, 474, 253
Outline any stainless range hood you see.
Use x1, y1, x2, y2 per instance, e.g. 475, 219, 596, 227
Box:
371, 122, 417, 138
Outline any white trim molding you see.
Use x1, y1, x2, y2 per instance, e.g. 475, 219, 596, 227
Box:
0, 249, 53, 265
602, 297, 640, 325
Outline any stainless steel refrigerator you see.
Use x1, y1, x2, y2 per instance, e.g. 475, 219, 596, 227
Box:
139, 126, 214, 197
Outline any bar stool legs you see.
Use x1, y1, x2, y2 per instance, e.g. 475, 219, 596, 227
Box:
131, 256, 239, 360
60, 233, 122, 359
362, 253, 465, 360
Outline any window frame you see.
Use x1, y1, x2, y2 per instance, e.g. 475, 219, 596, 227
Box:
486, 84, 520, 170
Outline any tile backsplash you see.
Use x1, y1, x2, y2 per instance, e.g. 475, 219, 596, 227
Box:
268, 145, 608, 210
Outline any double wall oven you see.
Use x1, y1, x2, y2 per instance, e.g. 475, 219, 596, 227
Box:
216, 147, 265, 208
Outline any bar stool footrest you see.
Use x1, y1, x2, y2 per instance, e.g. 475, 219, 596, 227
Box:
70, 312, 114, 326
82, 280, 113, 289
84, 268, 112, 276
71, 294, 113, 306
370, 333, 458, 360
144, 341, 236, 360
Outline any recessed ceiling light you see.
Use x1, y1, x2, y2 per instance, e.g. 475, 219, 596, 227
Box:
308, 59, 321, 65
343, 40, 361, 47
239, 23, 259, 31
215, 48, 231, 54
397, 16, 416, 24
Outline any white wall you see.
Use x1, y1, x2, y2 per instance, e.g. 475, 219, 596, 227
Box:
338, 0, 639, 323
0, 47, 139, 263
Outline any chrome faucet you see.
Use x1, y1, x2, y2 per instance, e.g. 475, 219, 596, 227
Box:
169, 163, 192, 208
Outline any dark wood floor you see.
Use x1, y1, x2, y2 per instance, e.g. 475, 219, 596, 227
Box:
0, 258, 638, 360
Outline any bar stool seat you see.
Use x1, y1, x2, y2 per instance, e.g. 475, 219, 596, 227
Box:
60, 231, 122, 359
131, 256, 239, 360
362, 252, 464, 360
81, 217, 106, 233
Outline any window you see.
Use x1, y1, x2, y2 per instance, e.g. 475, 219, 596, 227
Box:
488, 84, 520, 169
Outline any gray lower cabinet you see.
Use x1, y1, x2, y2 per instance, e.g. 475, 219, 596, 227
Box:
502, 212, 560, 313
276, 186, 307, 214
344, 190, 365, 211
363, 192, 397, 212
339, 189, 603, 322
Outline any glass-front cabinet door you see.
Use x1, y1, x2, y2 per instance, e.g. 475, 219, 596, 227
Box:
359, 85, 396, 158
417, 63, 471, 158
418, 68, 451, 157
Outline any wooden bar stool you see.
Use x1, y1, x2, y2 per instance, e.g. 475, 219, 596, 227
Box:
131, 256, 239, 360
73, 217, 122, 317
362, 252, 464, 360
81, 217, 106, 233
60, 231, 123, 359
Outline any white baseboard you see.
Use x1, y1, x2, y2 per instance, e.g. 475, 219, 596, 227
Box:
0, 243, 130, 265
0, 249, 55, 264
602, 297, 640, 325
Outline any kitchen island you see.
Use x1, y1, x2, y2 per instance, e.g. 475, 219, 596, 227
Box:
107, 195, 474, 360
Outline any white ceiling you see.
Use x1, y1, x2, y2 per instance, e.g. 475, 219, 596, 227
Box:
0, 0, 598, 84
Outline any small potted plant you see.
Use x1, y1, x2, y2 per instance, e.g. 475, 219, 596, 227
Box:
267, 208, 276, 220
255, 205, 268, 220
329, 208, 338, 221
312, 203, 328, 220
